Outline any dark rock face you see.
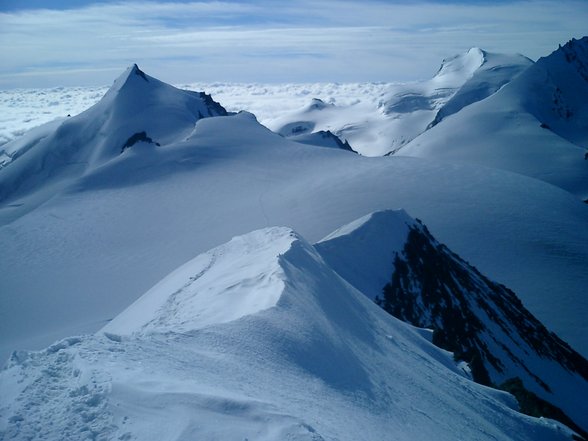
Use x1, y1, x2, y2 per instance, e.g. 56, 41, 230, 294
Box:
121, 131, 159, 152
561, 37, 588, 83
197, 92, 228, 117
376, 221, 588, 436
500, 378, 587, 440
317, 130, 356, 153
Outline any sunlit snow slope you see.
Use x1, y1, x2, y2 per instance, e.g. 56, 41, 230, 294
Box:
0, 225, 578, 441
400, 37, 588, 199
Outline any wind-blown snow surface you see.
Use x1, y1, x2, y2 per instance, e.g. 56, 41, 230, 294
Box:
1, 64, 588, 365
0, 226, 576, 441
400, 38, 588, 199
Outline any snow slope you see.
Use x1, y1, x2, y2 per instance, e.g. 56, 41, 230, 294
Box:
1, 65, 588, 366
316, 210, 588, 435
400, 38, 588, 199
268, 48, 532, 156
0, 226, 577, 441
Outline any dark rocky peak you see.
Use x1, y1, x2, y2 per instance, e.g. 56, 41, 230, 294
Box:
196, 91, 228, 117
559, 37, 588, 82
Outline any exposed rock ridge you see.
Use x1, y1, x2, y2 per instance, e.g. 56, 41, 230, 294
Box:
376, 221, 588, 437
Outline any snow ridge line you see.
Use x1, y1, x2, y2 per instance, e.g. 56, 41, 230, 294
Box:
142, 252, 219, 333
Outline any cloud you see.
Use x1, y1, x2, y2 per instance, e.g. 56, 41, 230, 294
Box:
0, 0, 586, 88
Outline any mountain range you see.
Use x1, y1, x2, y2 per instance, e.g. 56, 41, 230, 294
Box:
269, 38, 588, 200
1, 38, 588, 440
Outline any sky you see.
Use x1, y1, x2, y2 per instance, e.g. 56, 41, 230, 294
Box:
0, 0, 587, 89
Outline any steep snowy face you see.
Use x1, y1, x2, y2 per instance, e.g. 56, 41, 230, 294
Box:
268, 48, 530, 156
316, 211, 588, 437
519, 37, 588, 147
315, 209, 415, 300
0, 226, 578, 441
0, 64, 227, 205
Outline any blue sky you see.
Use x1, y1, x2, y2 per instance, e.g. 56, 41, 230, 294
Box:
0, 0, 586, 88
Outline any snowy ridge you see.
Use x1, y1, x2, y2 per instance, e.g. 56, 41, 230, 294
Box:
103, 227, 291, 336
0, 224, 578, 441
316, 211, 588, 436
429, 50, 533, 127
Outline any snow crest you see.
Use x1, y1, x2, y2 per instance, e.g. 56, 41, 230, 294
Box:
103, 227, 294, 336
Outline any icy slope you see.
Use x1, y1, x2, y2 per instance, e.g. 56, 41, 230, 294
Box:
316, 210, 588, 436
0, 64, 227, 208
400, 37, 588, 199
1, 68, 588, 364
268, 48, 531, 156
0, 226, 576, 441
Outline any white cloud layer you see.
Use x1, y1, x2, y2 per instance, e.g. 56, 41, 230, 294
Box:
0, 0, 586, 88
0, 81, 393, 146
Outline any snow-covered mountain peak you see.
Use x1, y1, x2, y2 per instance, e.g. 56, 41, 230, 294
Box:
99, 63, 172, 109
270, 47, 531, 156
433, 47, 485, 86
108, 63, 151, 94
0, 65, 228, 207
399, 36, 588, 198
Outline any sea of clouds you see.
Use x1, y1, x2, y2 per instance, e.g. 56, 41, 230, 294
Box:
0, 82, 396, 147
